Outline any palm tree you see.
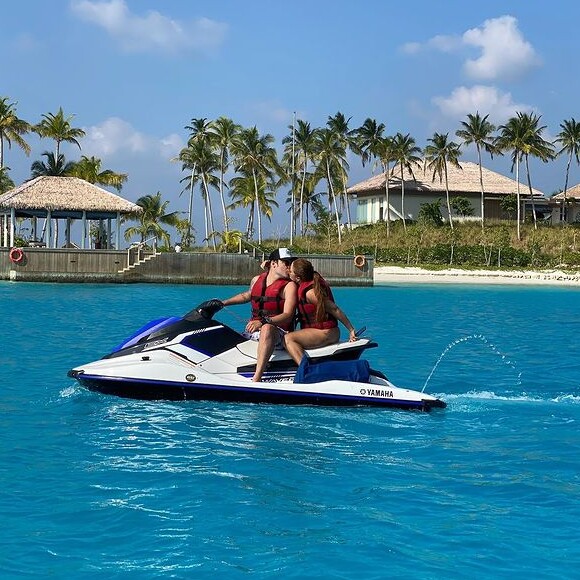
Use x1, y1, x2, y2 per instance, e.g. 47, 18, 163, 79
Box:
282, 119, 318, 236
355, 117, 385, 170
206, 229, 244, 252
209, 116, 240, 233
176, 118, 221, 249
327, 112, 358, 228
179, 139, 220, 248
124, 192, 180, 247
313, 128, 347, 243
375, 135, 396, 236
0, 166, 14, 192
424, 133, 462, 230
229, 171, 279, 239
456, 112, 499, 229
554, 118, 580, 223
69, 155, 128, 191
496, 112, 555, 237
30, 151, 76, 177
34, 107, 85, 158
231, 126, 283, 244
391, 132, 422, 231
0, 96, 32, 169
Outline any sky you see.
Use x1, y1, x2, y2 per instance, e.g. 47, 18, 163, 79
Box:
2, 1, 579, 241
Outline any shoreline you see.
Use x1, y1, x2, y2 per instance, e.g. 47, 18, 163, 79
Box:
374, 266, 580, 286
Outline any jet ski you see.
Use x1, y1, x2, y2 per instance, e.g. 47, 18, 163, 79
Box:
68, 300, 446, 411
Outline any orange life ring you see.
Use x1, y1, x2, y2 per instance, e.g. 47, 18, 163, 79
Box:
354, 255, 366, 268
9, 247, 24, 264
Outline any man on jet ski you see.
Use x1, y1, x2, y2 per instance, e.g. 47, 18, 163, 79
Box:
220, 248, 298, 382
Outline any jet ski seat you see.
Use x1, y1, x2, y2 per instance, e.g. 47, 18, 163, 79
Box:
294, 356, 371, 384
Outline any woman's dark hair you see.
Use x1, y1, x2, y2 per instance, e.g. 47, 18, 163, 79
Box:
292, 258, 329, 322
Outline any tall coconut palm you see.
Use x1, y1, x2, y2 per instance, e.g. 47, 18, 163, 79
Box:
229, 171, 279, 239
282, 119, 318, 236
0, 96, 32, 169
69, 155, 128, 191
496, 112, 554, 237
175, 118, 213, 236
209, 116, 240, 232
424, 133, 462, 230
355, 117, 386, 170
34, 107, 85, 158
312, 128, 347, 243
231, 126, 282, 244
391, 132, 422, 232
30, 151, 76, 177
180, 139, 220, 248
375, 135, 396, 236
124, 192, 180, 247
456, 112, 499, 229
327, 112, 358, 228
554, 118, 580, 223
495, 115, 527, 239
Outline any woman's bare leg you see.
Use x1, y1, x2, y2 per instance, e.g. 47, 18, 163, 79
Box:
285, 327, 340, 364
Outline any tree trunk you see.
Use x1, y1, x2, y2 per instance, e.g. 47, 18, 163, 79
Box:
253, 169, 262, 243
477, 145, 485, 229
525, 154, 537, 230
562, 151, 572, 224
327, 161, 341, 244
445, 166, 454, 230
516, 156, 521, 241
400, 164, 407, 232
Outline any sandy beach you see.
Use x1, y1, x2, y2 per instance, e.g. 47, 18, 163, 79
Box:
374, 266, 580, 286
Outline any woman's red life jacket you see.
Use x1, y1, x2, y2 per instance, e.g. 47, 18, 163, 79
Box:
250, 273, 293, 331
296, 278, 338, 330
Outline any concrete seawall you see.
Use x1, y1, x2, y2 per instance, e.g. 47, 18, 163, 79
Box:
1, 249, 373, 286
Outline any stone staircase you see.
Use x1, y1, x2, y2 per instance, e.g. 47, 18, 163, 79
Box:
117, 251, 161, 274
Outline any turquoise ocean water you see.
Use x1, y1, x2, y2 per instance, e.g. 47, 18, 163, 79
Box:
1, 281, 579, 578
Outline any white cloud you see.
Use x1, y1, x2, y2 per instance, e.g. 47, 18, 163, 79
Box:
160, 133, 184, 159
402, 15, 540, 83
432, 85, 534, 123
81, 117, 182, 160
70, 0, 227, 54
400, 42, 421, 55
462, 16, 540, 81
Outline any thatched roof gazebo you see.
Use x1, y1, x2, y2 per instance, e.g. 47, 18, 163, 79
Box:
0, 176, 142, 249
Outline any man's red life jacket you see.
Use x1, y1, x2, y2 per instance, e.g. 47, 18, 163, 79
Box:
250, 272, 293, 331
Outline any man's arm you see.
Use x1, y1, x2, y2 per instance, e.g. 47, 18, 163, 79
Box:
222, 276, 258, 306
266, 281, 297, 327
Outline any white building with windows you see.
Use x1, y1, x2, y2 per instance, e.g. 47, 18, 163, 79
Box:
347, 160, 550, 224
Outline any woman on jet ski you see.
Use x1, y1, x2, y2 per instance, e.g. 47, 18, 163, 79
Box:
285, 258, 357, 365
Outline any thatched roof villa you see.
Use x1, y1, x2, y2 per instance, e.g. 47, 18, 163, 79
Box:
347, 160, 551, 224
0, 176, 141, 249
551, 184, 580, 223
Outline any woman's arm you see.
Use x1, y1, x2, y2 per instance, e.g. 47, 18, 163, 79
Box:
324, 298, 357, 341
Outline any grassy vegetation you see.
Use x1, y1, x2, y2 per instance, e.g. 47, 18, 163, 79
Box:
280, 222, 580, 271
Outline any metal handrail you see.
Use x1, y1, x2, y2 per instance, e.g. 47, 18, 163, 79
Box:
127, 237, 157, 267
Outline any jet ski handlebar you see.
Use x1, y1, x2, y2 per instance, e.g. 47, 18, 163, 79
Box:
195, 299, 225, 319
